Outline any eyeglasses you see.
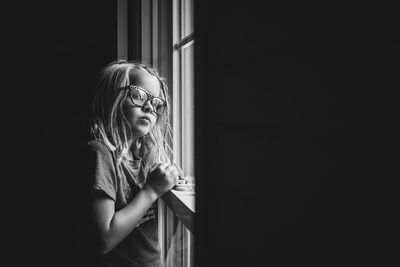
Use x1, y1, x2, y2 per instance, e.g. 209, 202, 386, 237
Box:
125, 85, 167, 116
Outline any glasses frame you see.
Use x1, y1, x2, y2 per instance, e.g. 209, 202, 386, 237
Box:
125, 85, 167, 116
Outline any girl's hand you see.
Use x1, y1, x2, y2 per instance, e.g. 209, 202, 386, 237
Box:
144, 162, 179, 197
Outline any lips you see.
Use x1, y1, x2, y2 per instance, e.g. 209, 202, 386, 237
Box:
140, 116, 151, 123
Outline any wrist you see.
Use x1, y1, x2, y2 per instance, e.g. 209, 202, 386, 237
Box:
142, 184, 160, 200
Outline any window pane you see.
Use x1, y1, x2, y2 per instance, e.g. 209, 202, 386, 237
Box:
182, 0, 194, 37
181, 43, 194, 179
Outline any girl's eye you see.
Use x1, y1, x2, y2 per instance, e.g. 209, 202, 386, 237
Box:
151, 98, 162, 105
152, 98, 166, 114
131, 89, 146, 101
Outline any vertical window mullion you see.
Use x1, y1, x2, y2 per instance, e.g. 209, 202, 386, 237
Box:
172, 0, 182, 168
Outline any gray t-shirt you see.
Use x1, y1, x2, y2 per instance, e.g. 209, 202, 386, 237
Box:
86, 139, 161, 267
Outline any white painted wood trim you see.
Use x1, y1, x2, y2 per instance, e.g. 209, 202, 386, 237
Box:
162, 189, 195, 232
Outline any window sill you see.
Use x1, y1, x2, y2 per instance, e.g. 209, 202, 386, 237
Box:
161, 189, 195, 232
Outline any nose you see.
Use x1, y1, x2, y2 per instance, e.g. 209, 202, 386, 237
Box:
142, 99, 155, 113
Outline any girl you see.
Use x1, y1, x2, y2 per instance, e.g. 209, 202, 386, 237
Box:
84, 60, 180, 267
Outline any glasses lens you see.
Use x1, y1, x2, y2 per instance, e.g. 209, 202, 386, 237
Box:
130, 87, 147, 105
151, 98, 166, 115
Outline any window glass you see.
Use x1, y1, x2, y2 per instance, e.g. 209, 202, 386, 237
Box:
181, 43, 194, 179
182, 0, 194, 38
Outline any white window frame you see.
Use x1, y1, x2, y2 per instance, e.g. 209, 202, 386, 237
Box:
172, 0, 195, 180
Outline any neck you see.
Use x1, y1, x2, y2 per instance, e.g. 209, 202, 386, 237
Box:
127, 139, 142, 159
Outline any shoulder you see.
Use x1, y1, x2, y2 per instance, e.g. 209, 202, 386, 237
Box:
86, 139, 118, 162
85, 139, 121, 174
87, 139, 112, 154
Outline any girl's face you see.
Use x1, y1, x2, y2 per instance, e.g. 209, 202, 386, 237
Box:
122, 71, 163, 138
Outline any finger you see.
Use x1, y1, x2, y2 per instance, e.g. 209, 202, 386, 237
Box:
174, 170, 182, 179
172, 174, 179, 185
164, 167, 176, 179
172, 169, 182, 180
158, 162, 170, 170
165, 164, 176, 172
149, 162, 163, 172
166, 167, 178, 179
171, 163, 183, 176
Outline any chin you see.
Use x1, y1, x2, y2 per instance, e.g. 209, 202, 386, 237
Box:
131, 127, 151, 138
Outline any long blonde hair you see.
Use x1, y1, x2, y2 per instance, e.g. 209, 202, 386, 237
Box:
89, 60, 175, 175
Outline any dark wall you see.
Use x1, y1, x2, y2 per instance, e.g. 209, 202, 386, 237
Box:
6, 1, 118, 266
195, 1, 399, 266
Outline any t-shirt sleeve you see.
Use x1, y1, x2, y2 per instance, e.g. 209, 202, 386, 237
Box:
86, 141, 118, 201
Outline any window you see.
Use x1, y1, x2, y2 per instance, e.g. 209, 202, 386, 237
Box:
172, 0, 195, 182
167, 1, 195, 266
118, 0, 195, 266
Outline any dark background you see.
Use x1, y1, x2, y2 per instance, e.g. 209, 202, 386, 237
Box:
195, 1, 399, 266
4, 1, 399, 266
5, 1, 117, 266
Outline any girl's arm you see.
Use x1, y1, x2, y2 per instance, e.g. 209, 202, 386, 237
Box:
92, 162, 178, 254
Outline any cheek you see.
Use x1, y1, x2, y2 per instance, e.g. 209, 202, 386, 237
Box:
123, 106, 138, 125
